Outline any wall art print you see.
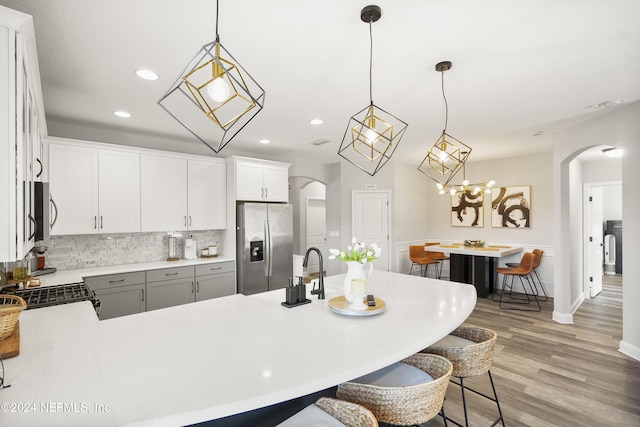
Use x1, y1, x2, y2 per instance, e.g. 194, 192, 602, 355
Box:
451, 190, 484, 227
491, 185, 531, 228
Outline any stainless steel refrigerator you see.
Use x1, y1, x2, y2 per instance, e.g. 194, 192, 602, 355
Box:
236, 202, 293, 295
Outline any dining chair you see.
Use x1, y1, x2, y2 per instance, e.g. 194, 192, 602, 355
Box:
409, 245, 440, 278
425, 242, 450, 279
494, 252, 541, 311
506, 248, 548, 301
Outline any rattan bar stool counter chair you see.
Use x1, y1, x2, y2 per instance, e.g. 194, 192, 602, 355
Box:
277, 397, 378, 427
421, 326, 505, 427
336, 353, 453, 426
409, 245, 440, 278
493, 252, 541, 312
505, 249, 548, 301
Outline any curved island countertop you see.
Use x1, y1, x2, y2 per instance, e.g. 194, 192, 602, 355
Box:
3, 270, 477, 427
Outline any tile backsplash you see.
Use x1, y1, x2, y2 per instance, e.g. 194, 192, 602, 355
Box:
44, 230, 224, 270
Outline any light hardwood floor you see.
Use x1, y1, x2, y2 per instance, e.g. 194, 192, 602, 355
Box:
424, 274, 640, 427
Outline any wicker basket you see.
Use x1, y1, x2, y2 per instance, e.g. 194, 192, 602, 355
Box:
0, 295, 27, 340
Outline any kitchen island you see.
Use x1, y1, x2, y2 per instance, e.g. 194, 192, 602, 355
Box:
2, 270, 476, 426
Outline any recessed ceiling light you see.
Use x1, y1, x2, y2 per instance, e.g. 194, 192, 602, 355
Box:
310, 119, 323, 125
259, 139, 270, 144
114, 110, 131, 118
135, 69, 158, 81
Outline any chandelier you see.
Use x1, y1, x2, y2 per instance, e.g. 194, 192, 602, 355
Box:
418, 61, 470, 187
437, 154, 495, 195
158, 0, 265, 153
338, 5, 408, 176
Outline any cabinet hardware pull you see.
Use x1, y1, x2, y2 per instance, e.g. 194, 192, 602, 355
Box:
36, 158, 43, 178
28, 214, 37, 240
210, 267, 222, 271
189, 215, 192, 226
50, 195, 58, 228
141, 289, 145, 302
100, 216, 103, 229
165, 272, 179, 276
265, 187, 268, 198
196, 281, 200, 293
108, 279, 125, 283
94, 216, 97, 229
191, 282, 195, 294
184, 216, 187, 226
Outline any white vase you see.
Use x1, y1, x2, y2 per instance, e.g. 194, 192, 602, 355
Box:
344, 261, 373, 303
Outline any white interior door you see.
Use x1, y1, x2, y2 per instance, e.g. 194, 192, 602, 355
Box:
589, 186, 604, 297
352, 191, 390, 272
305, 198, 326, 274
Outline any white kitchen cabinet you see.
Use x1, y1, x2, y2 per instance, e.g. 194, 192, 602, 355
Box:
141, 154, 226, 232
49, 140, 140, 235
84, 272, 146, 320
0, 11, 47, 261
195, 261, 235, 301
146, 266, 194, 311
232, 157, 290, 202
188, 158, 226, 230
140, 154, 188, 232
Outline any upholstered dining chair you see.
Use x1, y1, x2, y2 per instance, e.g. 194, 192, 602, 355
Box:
277, 397, 378, 427
425, 242, 450, 279
409, 245, 440, 278
506, 248, 548, 301
494, 252, 541, 311
421, 326, 505, 427
336, 353, 453, 426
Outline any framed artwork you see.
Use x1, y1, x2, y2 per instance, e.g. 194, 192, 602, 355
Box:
451, 190, 484, 227
491, 185, 531, 228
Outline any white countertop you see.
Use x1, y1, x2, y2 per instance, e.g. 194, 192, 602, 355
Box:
2, 270, 477, 426
425, 243, 523, 258
35, 256, 235, 286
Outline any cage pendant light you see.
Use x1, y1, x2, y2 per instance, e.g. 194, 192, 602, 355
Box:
158, 0, 265, 153
418, 61, 471, 187
338, 5, 408, 176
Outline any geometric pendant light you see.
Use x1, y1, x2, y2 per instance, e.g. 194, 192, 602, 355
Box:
158, 0, 265, 154
338, 5, 408, 176
418, 61, 471, 187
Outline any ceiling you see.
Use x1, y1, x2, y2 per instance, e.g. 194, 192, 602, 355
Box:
2, 0, 639, 168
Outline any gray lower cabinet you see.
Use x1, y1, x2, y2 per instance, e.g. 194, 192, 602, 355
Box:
146, 266, 195, 311
84, 262, 235, 319
84, 272, 146, 320
195, 262, 235, 301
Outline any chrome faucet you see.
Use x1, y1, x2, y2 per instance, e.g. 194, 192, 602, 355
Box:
303, 247, 325, 300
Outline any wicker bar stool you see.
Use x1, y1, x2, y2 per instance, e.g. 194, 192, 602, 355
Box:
336, 353, 452, 426
421, 326, 505, 427
277, 397, 378, 427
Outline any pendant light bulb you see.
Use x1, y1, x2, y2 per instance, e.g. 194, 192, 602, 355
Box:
462, 179, 470, 186
364, 127, 378, 145
206, 76, 231, 103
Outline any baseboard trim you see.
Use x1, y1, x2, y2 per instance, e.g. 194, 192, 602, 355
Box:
552, 310, 574, 324
619, 340, 640, 362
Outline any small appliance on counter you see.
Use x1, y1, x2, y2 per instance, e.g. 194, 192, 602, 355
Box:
30, 244, 57, 276
184, 235, 197, 260
167, 232, 183, 261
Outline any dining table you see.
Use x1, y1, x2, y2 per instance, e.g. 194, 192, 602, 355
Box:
425, 243, 523, 297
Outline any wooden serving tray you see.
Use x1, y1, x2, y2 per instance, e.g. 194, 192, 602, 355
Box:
0, 321, 19, 359
328, 296, 386, 317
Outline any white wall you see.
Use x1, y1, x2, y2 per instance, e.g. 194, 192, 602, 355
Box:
554, 101, 640, 361
425, 152, 553, 246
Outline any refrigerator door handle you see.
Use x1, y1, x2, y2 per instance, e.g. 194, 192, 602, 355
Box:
266, 219, 273, 277
264, 220, 270, 277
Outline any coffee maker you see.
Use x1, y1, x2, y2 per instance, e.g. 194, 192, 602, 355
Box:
31, 243, 57, 276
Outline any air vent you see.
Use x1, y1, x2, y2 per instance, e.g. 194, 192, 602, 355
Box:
311, 139, 331, 146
